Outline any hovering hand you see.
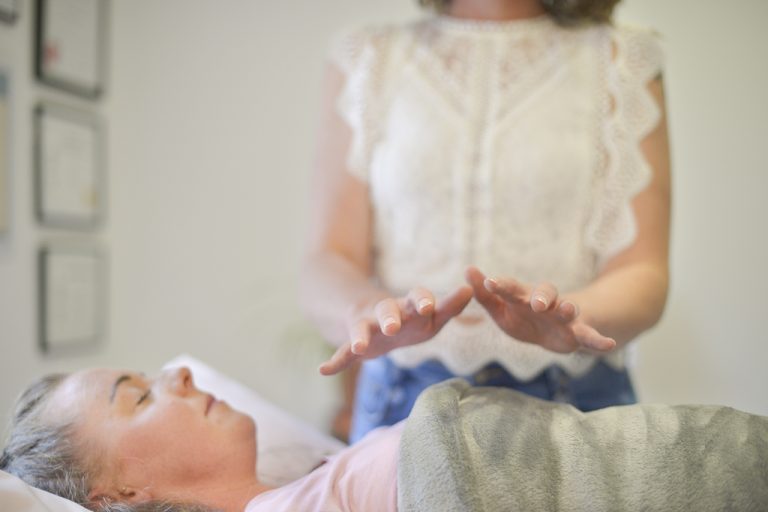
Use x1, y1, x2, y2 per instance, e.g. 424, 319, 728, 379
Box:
465, 266, 616, 354
319, 285, 473, 376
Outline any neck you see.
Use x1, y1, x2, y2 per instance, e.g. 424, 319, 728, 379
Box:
172, 477, 273, 512
217, 480, 274, 512
446, 0, 546, 21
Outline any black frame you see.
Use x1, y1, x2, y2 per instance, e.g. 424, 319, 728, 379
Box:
0, 69, 8, 234
0, 0, 18, 24
38, 245, 105, 353
34, 102, 104, 229
34, 0, 108, 98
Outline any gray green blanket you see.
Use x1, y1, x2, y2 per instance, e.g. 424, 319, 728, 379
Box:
397, 378, 768, 511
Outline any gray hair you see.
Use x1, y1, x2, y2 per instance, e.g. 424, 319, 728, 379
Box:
1, 374, 218, 512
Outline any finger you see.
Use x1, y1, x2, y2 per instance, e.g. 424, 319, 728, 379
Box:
319, 344, 359, 376
556, 301, 579, 323
530, 282, 558, 313
349, 320, 371, 355
407, 287, 435, 316
465, 266, 501, 310
484, 276, 530, 305
374, 298, 402, 336
434, 286, 474, 328
465, 265, 486, 284
572, 323, 616, 353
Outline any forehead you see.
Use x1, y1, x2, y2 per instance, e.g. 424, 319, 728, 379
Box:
45, 368, 136, 422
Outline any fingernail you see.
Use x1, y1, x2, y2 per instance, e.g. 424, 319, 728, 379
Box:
534, 295, 548, 308
484, 278, 498, 290
383, 316, 397, 329
417, 298, 432, 312
352, 341, 364, 354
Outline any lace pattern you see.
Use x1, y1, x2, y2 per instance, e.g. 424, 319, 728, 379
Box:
586, 25, 664, 266
329, 25, 396, 180
326, 20, 664, 378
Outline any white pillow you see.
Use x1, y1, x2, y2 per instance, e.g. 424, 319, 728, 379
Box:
0, 354, 346, 512
0, 471, 90, 512
0, 470, 89, 512
162, 354, 346, 486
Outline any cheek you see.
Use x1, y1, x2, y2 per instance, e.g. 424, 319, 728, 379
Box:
113, 405, 256, 484
113, 408, 211, 480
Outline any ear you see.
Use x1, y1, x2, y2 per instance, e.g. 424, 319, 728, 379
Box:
88, 484, 152, 507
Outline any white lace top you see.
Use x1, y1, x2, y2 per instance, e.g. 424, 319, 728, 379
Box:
329, 15, 663, 379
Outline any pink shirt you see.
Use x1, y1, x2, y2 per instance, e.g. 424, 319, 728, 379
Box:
246, 422, 403, 512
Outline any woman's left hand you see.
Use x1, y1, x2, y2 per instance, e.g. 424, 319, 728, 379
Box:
465, 266, 616, 354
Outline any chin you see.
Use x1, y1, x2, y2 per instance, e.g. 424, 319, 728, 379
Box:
236, 413, 257, 438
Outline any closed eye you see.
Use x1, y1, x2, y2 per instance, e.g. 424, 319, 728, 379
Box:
137, 389, 151, 406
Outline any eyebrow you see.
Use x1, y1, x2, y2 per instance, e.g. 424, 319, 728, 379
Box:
110, 374, 132, 403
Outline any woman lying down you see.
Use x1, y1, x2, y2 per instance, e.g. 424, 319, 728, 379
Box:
2, 366, 767, 512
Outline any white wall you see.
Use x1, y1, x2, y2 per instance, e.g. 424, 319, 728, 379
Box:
101, 0, 421, 427
0, 0, 119, 427
0, 0, 420, 432
616, 0, 768, 413
1, 0, 766, 436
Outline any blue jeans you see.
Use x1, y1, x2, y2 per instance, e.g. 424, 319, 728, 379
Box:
349, 357, 637, 443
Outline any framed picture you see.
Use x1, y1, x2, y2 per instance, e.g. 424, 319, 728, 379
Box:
0, 70, 8, 234
0, 0, 18, 24
34, 103, 104, 228
35, 0, 107, 98
38, 245, 106, 353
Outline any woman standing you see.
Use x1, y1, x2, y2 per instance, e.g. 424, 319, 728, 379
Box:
301, 0, 671, 442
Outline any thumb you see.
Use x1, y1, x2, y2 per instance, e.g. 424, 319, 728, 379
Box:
433, 286, 473, 328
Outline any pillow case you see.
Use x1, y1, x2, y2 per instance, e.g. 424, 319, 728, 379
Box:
0, 470, 90, 512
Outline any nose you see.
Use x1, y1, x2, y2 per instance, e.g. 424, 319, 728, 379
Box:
162, 366, 195, 396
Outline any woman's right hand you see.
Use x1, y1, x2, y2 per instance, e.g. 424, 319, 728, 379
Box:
319, 286, 473, 376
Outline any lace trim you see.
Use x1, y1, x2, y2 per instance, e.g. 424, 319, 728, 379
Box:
328, 26, 395, 181
585, 26, 664, 266
388, 303, 628, 379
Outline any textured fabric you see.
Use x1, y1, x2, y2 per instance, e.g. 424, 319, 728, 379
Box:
349, 357, 636, 442
398, 379, 768, 512
246, 422, 402, 512
329, 16, 663, 379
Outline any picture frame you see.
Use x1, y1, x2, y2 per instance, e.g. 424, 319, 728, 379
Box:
34, 102, 104, 229
0, 0, 18, 24
0, 70, 8, 234
38, 245, 106, 353
34, 0, 107, 98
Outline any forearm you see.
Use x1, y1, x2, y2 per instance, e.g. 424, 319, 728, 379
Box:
300, 250, 389, 347
565, 73, 671, 349
565, 262, 669, 347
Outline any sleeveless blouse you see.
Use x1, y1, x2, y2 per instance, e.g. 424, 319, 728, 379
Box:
329, 15, 664, 379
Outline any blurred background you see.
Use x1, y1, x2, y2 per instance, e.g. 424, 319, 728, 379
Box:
0, 0, 766, 433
